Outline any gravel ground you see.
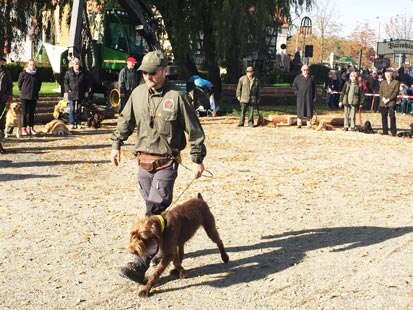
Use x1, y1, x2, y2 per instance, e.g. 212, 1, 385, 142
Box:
1, 112, 412, 310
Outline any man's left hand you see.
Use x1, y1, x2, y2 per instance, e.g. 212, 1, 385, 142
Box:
194, 163, 205, 179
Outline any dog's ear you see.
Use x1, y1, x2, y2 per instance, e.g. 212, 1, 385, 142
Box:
130, 229, 141, 241
197, 193, 203, 200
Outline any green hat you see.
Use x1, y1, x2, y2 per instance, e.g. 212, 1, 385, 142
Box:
138, 50, 168, 74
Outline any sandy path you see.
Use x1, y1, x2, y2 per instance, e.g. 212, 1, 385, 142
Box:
1, 112, 412, 309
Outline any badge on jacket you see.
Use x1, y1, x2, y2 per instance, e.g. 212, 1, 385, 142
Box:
162, 99, 175, 112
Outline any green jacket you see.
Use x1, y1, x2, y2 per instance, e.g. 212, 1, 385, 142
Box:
111, 80, 206, 164
339, 81, 362, 106
379, 79, 400, 108
236, 75, 260, 104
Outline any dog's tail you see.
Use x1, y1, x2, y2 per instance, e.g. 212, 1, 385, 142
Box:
197, 193, 203, 200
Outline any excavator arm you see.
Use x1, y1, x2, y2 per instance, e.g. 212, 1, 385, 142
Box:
117, 0, 161, 50
67, 0, 160, 60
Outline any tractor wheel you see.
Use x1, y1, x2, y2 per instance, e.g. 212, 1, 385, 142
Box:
107, 81, 120, 112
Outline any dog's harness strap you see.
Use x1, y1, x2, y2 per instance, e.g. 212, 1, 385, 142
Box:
156, 215, 166, 232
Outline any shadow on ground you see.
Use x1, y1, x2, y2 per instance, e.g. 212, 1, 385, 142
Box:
0, 173, 59, 181
0, 159, 109, 168
153, 226, 413, 294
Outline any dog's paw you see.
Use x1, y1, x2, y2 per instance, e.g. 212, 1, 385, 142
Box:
170, 268, 186, 279
169, 268, 179, 276
138, 288, 150, 298
179, 270, 186, 279
221, 252, 229, 264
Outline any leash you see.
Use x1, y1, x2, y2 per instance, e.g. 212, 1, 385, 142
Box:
165, 167, 213, 212
0, 102, 9, 121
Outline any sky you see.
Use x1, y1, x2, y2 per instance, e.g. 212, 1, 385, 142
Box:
305, 0, 413, 40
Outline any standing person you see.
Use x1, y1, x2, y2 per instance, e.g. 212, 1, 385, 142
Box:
366, 70, 380, 112
17, 59, 42, 135
399, 83, 409, 115
236, 66, 260, 127
292, 64, 316, 128
64, 58, 90, 129
110, 50, 206, 283
325, 70, 339, 109
338, 70, 347, 92
118, 56, 140, 112
0, 55, 13, 139
338, 71, 362, 131
379, 69, 400, 136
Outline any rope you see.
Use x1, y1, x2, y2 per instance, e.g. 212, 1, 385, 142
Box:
329, 91, 413, 99
165, 168, 213, 212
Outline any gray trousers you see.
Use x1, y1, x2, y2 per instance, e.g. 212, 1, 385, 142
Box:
133, 162, 178, 269
137, 161, 178, 216
344, 105, 357, 129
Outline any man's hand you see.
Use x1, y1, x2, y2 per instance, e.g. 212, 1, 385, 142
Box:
194, 163, 205, 179
111, 149, 121, 166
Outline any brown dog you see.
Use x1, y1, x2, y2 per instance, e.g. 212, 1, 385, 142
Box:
5, 102, 22, 138
128, 193, 229, 297
42, 119, 70, 135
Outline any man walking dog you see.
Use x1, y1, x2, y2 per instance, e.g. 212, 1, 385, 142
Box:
110, 50, 206, 283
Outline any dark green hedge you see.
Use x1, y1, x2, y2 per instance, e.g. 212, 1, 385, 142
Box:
6, 62, 54, 82
309, 64, 330, 85
269, 69, 300, 85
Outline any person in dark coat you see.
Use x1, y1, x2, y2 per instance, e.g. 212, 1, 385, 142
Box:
0, 55, 12, 153
324, 70, 339, 109
292, 64, 316, 128
366, 70, 380, 111
118, 56, 140, 112
379, 69, 400, 136
64, 58, 90, 129
17, 59, 42, 135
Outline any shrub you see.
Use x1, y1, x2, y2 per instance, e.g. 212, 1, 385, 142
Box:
309, 63, 330, 85
269, 69, 298, 85
6, 62, 54, 82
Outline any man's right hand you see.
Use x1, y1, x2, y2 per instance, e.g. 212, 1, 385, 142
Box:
111, 149, 121, 166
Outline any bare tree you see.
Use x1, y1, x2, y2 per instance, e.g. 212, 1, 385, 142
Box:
384, 14, 413, 40
311, 0, 342, 63
348, 22, 376, 66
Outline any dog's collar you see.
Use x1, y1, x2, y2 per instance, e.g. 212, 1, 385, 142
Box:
156, 215, 166, 232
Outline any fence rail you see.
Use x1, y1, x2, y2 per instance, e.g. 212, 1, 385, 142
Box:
222, 84, 295, 102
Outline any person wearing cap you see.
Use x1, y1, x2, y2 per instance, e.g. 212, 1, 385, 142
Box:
110, 50, 206, 283
0, 55, 13, 142
292, 64, 316, 128
236, 66, 260, 127
17, 59, 42, 136
379, 69, 399, 136
64, 57, 90, 129
118, 56, 140, 112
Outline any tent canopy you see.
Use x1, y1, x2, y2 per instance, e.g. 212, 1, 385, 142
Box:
338, 56, 357, 65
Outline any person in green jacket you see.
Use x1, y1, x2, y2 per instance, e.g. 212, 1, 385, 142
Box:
110, 50, 206, 284
339, 71, 362, 131
236, 66, 260, 127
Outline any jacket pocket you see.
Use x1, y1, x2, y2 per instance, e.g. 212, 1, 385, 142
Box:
158, 111, 177, 135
